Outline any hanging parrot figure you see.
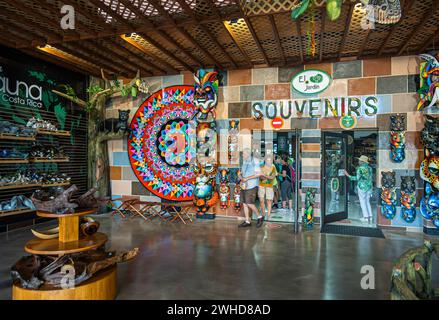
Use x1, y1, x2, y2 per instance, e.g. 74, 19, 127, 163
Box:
326, 0, 342, 21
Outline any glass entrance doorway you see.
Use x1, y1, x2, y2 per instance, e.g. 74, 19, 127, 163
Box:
322, 130, 378, 228
252, 130, 300, 223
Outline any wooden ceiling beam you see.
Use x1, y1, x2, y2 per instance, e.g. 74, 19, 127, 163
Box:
397, 1, 439, 55
203, 0, 252, 67
232, 0, 269, 65
147, 0, 222, 68
338, 3, 355, 59
319, 8, 326, 62
269, 14, 286, 66
0, 5, 62, 44
100, 39, 165, 75
117, 0, 193, 71
36, 46, 101, 76
88, 0, 198, 71
85, 41, 153, 77
66, 42, 136, 76
296, 20, 304, 63
378, 0, 417, 56
55, 43, 127, 77
175, 0, 237, 69
24, 48, 101, 77
418, 27, 439, 53
116, 37, 178, 74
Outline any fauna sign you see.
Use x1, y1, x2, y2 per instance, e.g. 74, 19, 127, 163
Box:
291, 69, 332, 95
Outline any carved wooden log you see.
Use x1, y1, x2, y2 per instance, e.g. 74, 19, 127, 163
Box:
11, 248, 139, 289
75, 187, 99, 209
31, 185, 78, 214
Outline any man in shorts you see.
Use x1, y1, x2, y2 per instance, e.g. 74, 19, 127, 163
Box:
238, 148, 262, 228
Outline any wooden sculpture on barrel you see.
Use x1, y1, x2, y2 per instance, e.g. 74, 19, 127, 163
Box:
193, 69, 219, 218
233, 170, 242, 213
218, 169, 230, 210
381, 171, 397, 220
420, 115, 439, 229
390, 114, 406, 163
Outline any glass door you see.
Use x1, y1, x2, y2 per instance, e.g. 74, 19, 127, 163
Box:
322, 132, 348, 224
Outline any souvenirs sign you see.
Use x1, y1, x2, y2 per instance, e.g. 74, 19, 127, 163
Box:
291, 69, 332, 95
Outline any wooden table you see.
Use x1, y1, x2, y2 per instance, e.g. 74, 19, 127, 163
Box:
161, 202, 195, 224
13, 208, 116, 300
108, 197, 139, 219
127, 200, 195, 224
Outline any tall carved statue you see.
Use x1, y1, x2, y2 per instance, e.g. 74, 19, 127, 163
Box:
193, 69, 219, 218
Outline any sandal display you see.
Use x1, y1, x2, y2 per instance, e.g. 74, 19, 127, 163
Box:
0, 195, 35, 212
29, 143, 67, 159
0, 121, 36, 137
26, 117, 58, 132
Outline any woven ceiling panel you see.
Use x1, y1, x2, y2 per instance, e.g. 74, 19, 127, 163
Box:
185, 24, 234, 68
207, 21, 249, 65
165, 28, 212, 65
225, 19, 265, 64
250, 15, 283, 64
320, 4, 349, 58
382, 0, 432, 55
342, 4, 369, 56
125, 33, 187, 69
274, 12, 301, 62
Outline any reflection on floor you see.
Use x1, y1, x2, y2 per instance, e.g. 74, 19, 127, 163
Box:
329, 196, 378, 228
0, 215, 437, 300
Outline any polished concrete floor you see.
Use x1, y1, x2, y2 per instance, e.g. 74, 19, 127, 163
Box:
0, 215, 437, 300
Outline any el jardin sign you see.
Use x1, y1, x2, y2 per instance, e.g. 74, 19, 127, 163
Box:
252, 68, 381, 122
291, 69, 332, 95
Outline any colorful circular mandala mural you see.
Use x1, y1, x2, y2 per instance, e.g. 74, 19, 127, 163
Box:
128, 86, 196, 201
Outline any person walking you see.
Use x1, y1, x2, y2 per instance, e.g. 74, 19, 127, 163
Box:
258, 155, 278, 221
344, 155, 374, 224
238, 148, 263, 228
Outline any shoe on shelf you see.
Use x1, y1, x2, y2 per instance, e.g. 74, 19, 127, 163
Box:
256, 216, 264, 228
238, 221, 251, 228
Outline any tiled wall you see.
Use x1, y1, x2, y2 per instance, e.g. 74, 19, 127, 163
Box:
106, 55, 437, 230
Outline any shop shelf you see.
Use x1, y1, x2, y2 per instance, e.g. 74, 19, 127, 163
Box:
0, 183, 42, 190
0, 158, 29, 164
0, 133, 36, 141
0, 207, 35, 218
24, 232, 108, 255
29, 157, 69, 163
41, 182, 71, 187
36, 129, 71, 137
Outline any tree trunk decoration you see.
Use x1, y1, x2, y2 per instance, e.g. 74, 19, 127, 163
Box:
52, 70, 145, 199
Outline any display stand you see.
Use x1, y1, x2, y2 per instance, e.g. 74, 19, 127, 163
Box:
12, 208, 117, 300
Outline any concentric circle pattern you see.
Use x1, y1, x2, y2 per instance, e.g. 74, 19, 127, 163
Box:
128, 86, 196, 201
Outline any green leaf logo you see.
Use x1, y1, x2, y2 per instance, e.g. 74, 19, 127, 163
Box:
310, 74, 323, 83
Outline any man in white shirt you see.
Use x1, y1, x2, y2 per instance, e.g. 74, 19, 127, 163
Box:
238, 148, 263, 228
